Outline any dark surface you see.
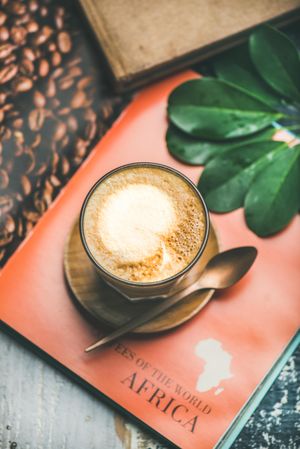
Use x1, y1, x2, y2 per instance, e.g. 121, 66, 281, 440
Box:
0, 1, 299, 447
233, 344, 300, 448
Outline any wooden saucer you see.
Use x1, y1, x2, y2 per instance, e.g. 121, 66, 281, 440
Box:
64, 219, 219, 334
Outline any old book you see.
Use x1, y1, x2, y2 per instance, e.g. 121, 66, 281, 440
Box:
0, 72, 299, 449
78, 0, 300, 90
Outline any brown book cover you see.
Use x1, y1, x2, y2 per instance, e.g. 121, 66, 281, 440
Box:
78, 0, 300, 90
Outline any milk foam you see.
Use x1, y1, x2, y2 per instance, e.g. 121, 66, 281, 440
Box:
83, 167, 206, 283
100, 184, 175, 263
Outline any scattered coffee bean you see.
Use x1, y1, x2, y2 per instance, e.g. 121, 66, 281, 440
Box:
11, 26, 27, 44
0, 63, 18, 84
70, 90, 86, 108
51, 51, 61, 67
57, 31, 71, 53
0, 169, 9, 189
28, 109, 45, 131
0, 0, 125, 267
21, 175, 31, 196
0, 27, 9, 41
0, 12, 7, 27
26, 20, 38, 33
12, 76, 33, 93
33, 90, 46, 108
38, 58, 49, 77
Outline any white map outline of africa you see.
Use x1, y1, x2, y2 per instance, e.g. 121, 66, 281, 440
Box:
194, 338, 233, 395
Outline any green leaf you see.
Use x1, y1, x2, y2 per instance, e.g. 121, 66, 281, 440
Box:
166, 124, 276, 165
168, 78, 282, 140
214, 44, 280, 107
245, 146, 300, 236
250, 25, 300, 102
198, 141, 288, 212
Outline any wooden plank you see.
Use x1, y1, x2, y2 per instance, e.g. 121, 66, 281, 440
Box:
0, 332, 126, 449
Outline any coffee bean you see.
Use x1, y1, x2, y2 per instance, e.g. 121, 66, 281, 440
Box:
68, 66, 82, 78
25, 221, 34, 233
50, 149, 59, 171
51, 51, 61, 67
57, 31, 72, 53
28, 0, 38, 12
45, 78, 56, 97
12, 76, 33, 93
34, 25, 52, 45
40, 6, 48, 17
49, 174, 60, 187
0, 43, 15, 59
52, 67, 63, 79
77, 76, 93, 90
54, 15, 64, 30
0, 26, 9, 41
11, 26, 27, 44
48, 42, 56, 52
0, 169, 9, 189
58, 107, 70, 116
67, 115, 78, 132
56, 6, 65, 17
33, 90, 46, 108
35, 162, 47, 176
67, 57, 81, 67
30, 134, 41, 150
8, 1, 27, 16
70, 90, 86, 108
26, 20, 38, 33
4, 53, 17, 65
23, 208, 39, 223
3, 215, 15, 234
0, 248, 6, 262
12, 118, 23, 129
21, 175, 31, 196
0, 63, 18, 84
14, 12, 31, 27
58, 76, 74, 90
61, 135, 69, 148
38, 58, 49, 77
14, 130, 24, 145
28, 109, 45, 131
84, 121, 97, 141
0, 12, 7, 26
33, 193, 47, 215
16, 217, 24, 237
22, 150, 35, 173
53, 121, 67, 141
101, 103, 114, 120
59, 156, 70, 176
20, 58, 34, 75
0, 92, 6, 105
0, 234, 13, 247
74, 138, 87, 158
0, 195, 14, 215
22, 47, 35, 61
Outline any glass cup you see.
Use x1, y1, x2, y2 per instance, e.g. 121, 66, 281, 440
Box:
80, 162, 210, 301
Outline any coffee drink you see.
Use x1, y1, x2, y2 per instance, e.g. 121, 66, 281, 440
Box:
82, 165, 207, 283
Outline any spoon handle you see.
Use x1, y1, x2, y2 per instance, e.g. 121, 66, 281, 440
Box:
85, 282, 206, 353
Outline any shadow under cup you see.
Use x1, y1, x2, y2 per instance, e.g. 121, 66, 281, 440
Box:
79, 162, 210, 301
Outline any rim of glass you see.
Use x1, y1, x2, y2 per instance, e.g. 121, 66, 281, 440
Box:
80, 162, 210, 287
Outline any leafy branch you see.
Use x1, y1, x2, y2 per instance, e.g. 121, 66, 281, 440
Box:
167, 25, 300, 237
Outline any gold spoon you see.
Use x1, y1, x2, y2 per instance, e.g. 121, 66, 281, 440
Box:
85, 246, 257, 353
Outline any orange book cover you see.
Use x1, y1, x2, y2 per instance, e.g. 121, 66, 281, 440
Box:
0, 72, 299, 449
